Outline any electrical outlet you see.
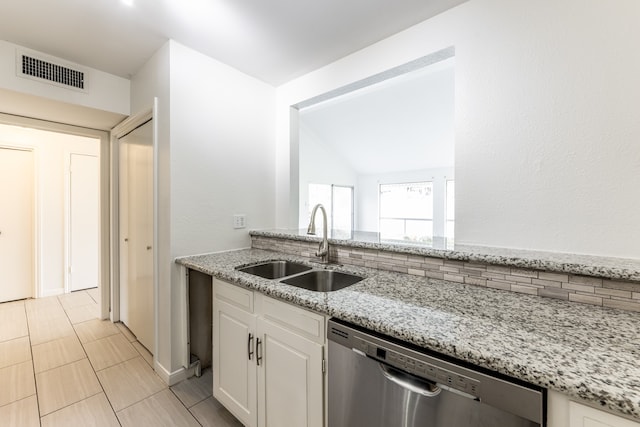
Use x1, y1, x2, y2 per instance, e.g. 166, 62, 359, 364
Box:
233, 214, 247, 229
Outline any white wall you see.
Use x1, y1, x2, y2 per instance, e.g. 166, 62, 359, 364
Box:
298, 122, 358, 227
0, 40, 130, 116
276, 0, 640, 258
130, 40, 276, 377
0, 123, 99, 297
169, 41, 276, 257
453, 0, 640, 258
169, 41, 276, 374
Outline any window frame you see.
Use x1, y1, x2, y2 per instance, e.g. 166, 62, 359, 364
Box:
307, 183, 354, 233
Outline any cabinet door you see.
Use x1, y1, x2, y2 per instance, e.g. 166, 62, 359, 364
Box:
570, 401, 640, 427
257, 318, 324, 427
213, 299, 257, 427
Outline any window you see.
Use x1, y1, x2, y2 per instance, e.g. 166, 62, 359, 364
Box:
379, 182, 433, 243
308, 184, 353, 233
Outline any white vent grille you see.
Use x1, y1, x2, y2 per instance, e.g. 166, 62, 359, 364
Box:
21, 55, 84, 89
16, 50, 88, 93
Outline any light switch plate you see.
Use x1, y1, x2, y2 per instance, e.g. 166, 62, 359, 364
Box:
233, 214, 246, 229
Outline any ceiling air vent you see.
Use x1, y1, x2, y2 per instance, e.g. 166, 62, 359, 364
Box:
17, 50, 88, 92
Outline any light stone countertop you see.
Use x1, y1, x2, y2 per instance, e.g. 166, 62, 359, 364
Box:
251, 229, 640, 281
176, 248, 640, 421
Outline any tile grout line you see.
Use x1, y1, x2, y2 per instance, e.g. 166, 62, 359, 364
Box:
22, 299, 42, 427
89, 351, 142, 374
76, 319, 158, 409
116, 388, 166, 415
65, 292, 174, 424
169, 378, 213, 426
39, 390, 105, 421
36, 293, 96, 419
53, 291, 124, 426
168, 386, 206, 426
4, 293, 228, 426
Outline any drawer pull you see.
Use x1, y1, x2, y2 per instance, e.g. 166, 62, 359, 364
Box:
248, 333, 254, 360
256, 338, 263, 366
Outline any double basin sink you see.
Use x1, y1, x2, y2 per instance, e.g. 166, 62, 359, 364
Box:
236, 260, 363, 292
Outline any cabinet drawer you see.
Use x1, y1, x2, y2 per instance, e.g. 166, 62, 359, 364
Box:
213, 278, 254, 312
257, 294, 326, 344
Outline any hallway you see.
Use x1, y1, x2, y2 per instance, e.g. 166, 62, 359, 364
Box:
0, 290, 242, 427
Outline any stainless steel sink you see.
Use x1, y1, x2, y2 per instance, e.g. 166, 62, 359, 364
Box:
236, 261, 312, 279
281, 270, 363, 292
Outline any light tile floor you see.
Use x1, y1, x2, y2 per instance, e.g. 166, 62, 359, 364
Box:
0, 290, 244, 427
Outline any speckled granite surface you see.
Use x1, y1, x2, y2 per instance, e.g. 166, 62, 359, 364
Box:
177, 248, 640, 420
251, 229, 640, 281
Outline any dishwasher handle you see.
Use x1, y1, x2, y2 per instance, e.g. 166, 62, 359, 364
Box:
380, 363, 441, 398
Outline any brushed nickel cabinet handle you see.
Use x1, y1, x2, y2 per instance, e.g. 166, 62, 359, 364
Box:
248, 333, 254, 360
256, 338, 263, 366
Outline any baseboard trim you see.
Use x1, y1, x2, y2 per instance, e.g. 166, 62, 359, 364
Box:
40, 288, 64, 298
154, 361, 191, 386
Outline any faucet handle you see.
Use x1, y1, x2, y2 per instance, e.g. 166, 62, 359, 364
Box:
316, 240, 329, 258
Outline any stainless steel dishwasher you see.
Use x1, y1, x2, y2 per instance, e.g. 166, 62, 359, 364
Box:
328, 319, 545, 427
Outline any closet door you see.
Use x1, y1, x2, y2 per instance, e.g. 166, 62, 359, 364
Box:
68, 153, 99, 292
0, 147, 34, 302
119, 119, 154, 352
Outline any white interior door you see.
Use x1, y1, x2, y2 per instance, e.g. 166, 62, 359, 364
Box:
69, 153, 99, 292
0, 147, 34, 302
119, 119, 154, 352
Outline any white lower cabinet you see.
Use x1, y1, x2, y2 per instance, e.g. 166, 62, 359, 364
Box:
213, 288, 257, 426
213, 278, 325, 427
257, 318, 324, 427
569, 401, 640, 427
548, 390, 640, 427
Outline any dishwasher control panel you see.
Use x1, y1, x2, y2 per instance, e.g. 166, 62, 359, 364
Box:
352, 336, 481, 398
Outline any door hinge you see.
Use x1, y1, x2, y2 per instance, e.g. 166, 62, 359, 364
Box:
322, 357, 326, 373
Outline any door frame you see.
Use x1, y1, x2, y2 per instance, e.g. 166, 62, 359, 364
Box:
0, 144, 36, 300
110, 103, 157, 360
0, 113, 110, 317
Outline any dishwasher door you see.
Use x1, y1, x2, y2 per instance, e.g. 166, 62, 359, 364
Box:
328, 323, 543, 427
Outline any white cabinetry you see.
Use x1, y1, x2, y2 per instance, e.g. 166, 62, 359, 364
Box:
570, 402, 640, 427
548, 391, 640, 427
257, 318, 323, 427
212, 278, 325, 427
213, 296, 257, 426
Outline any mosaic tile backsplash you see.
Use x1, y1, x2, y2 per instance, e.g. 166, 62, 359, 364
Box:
251, 235, 640, 313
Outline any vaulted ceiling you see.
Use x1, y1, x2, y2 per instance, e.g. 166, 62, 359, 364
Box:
300, 58, 455, 175
0, 0, 466, 85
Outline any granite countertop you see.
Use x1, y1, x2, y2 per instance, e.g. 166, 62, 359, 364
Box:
176, 248, 640, 421
251, 229, 640, 281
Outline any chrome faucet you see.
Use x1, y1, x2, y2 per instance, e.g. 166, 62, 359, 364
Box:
307, 204, 329, 263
